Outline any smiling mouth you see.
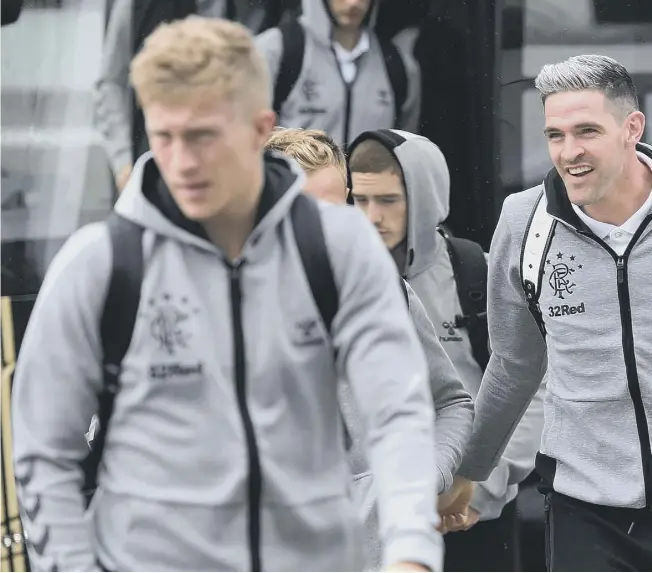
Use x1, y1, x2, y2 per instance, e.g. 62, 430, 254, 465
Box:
566, 166, 594, 178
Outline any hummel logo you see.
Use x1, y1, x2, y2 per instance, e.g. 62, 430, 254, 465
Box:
439, 321, 463, 343
293, 318, 324, 347
297, 319, 317, 338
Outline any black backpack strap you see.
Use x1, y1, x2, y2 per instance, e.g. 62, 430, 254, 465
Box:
273, 18, 305, 116
82, 213, 145, 503
291, 193, 339, 332
440, 230, 490, 371
378, 37, 408, 127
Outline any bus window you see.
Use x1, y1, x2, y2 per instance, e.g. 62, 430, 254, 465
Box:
1, 1, 115, 299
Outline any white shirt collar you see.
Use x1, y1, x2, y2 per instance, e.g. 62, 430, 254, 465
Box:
571, 151, 652, 239
332, 31, 370, 63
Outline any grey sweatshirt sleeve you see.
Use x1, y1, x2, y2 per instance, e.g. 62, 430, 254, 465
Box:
392, 28, 421, 134
93, 0, 133, 177
325, 205, 442, 572
470, 378, 545, 518
254, 27, 283, 104
405, 282, 474, 494
458, 195, 548, 482
11, 224, 112, 572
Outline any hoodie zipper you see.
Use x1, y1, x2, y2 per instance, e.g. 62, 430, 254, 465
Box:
343, 84, 353, 150
229, 262, 263, 570
330, 47, 355, 149
572, 214, 652, 509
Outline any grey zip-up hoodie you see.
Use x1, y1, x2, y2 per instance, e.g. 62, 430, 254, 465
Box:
93, 0, 271, 177
459, 142, 652, 510
348, 129, 545, 520
254, 0, 421, 148
339, 280, 473, 570
11, 152, 443, 572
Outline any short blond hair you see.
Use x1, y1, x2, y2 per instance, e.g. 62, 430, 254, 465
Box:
265, 127, 347, 181
130, 16, 270, 111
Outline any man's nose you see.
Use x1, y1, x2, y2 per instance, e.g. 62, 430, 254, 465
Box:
560, 136, 585, 164
170, 140, 200, 174
367, 201, 383, 225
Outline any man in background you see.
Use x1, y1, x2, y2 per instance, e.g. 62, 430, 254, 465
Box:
348, 128, 545, 571
94, 0, 288, 193
255, 0, 421, 150
265, 127, 348, 204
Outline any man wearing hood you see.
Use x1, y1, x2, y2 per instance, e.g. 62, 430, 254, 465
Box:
348, 128, 546, 571
266, 126, 475, 571
255, 0, 421, 149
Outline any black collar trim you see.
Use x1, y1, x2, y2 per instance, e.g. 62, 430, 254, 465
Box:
142, 152, 298, 241
544, 142, 652, 231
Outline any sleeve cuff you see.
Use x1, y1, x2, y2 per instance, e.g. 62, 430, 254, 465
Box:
383, 531, 444, 572
468, 483, 496, 516
456, 459, 492, 483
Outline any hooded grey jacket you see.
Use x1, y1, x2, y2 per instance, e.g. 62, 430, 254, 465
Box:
459, 142, 652, 510
339, 280, 473, 570
11, 152, 443, 572
348, 129, 545, 521
255, 0, 421, 148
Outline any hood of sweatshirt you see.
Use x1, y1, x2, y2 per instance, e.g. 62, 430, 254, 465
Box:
301, 0, 379, 48
348, 128, 451, 279
114, 150, 307, 260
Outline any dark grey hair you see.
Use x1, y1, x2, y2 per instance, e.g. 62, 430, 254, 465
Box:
534, 54, 639, 115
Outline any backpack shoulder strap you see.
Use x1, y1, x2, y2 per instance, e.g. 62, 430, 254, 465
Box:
273, 17, 305, 116
520, 190, 557, 338
291, 194, 339, 333
82, 213, 145, 502
441, 230, 490, 370
378, 37, 408, 127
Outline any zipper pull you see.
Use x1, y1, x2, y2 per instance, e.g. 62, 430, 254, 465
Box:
617, 258, 625, 284
230, 259, 245, 280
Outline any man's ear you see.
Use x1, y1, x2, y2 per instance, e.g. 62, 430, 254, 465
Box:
254, 109, 277, 149
625, 110, 645, 148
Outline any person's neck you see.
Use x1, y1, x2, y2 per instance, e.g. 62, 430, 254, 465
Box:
582, 153, 652, 226
333, 26, 362, 51
390, 236, 408, 275
203, 170, 264, 262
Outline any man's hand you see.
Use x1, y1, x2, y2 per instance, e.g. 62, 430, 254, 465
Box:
438, 476, 475, 513
463, 508, 480, 530
437, 476, 475, 533
385, 562, 430, 572
445, 507, 480, 534
115, 164, 132, 193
